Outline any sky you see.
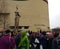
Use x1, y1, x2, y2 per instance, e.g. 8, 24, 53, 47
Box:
48, 0, 60, 29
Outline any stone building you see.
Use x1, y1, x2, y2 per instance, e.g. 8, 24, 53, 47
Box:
0, 0, 49, 31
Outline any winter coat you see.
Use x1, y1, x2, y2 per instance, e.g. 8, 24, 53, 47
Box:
52, 38, 60, 49
18, 30, 29, 49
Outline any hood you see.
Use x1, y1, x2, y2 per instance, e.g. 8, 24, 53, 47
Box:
21, 30, 27, 37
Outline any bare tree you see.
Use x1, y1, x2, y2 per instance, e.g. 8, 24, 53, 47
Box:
43, 0, 48, 4
0, 0, 10, 29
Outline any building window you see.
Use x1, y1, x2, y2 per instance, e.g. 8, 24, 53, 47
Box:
18, 26, 22, 29
9, 26, 29, 30
24, 26, 29, 29
9, 26, 15, 29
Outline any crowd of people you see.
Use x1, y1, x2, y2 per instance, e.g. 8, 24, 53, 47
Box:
0, 29, 60, 49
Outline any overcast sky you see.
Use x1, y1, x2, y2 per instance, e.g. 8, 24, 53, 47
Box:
48, 0, 60, 29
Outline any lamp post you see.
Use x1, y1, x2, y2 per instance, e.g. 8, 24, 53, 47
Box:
14, 6, 21, 33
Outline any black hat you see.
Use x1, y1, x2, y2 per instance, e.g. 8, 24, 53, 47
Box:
5, 29, 11, 34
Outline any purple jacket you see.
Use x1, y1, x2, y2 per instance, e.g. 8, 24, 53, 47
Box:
0, 35, 15, 49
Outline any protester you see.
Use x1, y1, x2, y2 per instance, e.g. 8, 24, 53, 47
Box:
52, 33, 60, 49
41, 31, 47, 49
0, 29, 16, 49
18, 30, 29, 49
1, 29, 60, 49
15, 31, 22, 49
46, 32, 54, 49
29, 32, 35, 49
34, 32, 41, 49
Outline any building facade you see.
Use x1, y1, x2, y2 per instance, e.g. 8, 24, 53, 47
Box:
0, 0, 49, 31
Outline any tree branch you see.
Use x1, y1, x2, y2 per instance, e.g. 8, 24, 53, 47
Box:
43, 0, 48, 4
